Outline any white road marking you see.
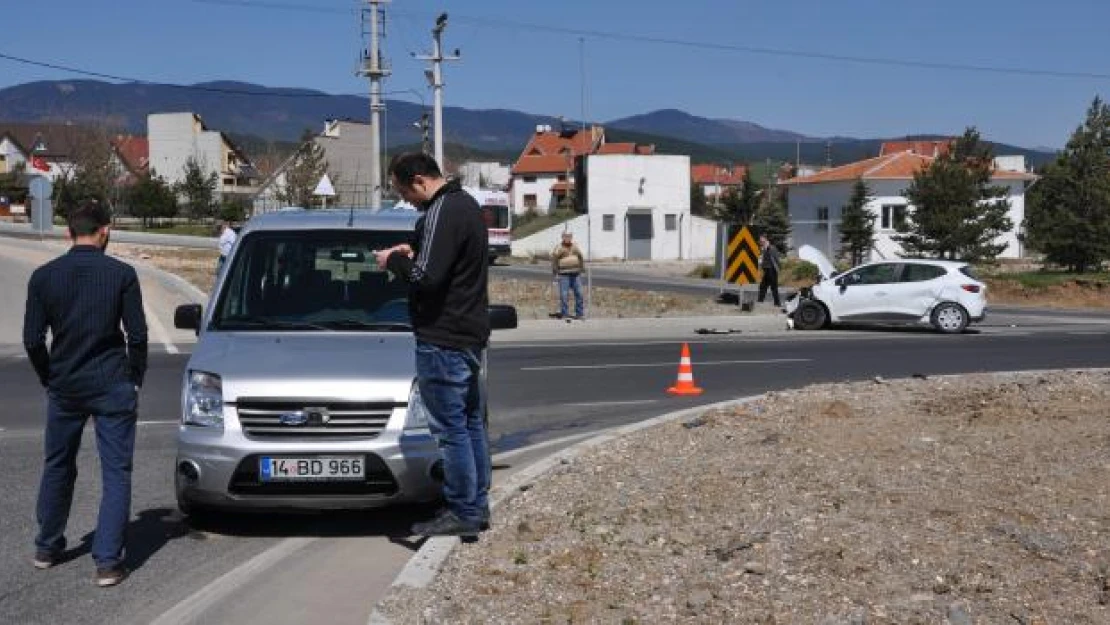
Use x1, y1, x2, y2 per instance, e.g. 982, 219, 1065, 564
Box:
138, 420, 179, 426
492, 430, 608, 462
150, 537, 317, 625
522, 358, 810, 371
144, 303, 179, 354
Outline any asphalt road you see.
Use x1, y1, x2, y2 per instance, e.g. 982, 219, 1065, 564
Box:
3, 328, 1110, 624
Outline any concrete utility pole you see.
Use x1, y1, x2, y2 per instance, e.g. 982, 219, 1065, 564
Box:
415, 13, 460, 171
413, 112, 431, 155
357, 0, 390, 209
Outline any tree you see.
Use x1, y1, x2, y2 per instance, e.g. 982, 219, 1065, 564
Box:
219, 194, 251, 223
0, 162, 27, 205
752, 190, 792, 252
716, 168, 760, 224
279, 132, 331, 208
178, 157, 218, 221
838, 178, 876, 265
896, 127, 1012, 261
689, 184, 709, 217
127, 172, 178, 228
53, 126, 124, 218
1026, 97, 1110, 273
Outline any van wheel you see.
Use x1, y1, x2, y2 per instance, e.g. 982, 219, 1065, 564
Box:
794, 300, 828, 330
931, 302, 968, 334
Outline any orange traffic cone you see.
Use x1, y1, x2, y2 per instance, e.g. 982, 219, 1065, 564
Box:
667, 343, 704, 396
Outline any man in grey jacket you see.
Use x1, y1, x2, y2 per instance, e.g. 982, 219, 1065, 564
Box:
757, 234, 782, 307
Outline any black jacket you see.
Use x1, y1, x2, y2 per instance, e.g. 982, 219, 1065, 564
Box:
387, 180, 490, 349
23, 245, 149, 396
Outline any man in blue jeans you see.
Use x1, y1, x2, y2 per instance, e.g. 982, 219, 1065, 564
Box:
23, 200, 148, 587
375, 153, 491, 538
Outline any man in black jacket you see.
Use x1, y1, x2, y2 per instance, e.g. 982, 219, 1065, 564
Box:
375, 153, 490, 537
23, 200, 147, 587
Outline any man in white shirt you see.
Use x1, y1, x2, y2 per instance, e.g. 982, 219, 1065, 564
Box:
217, 220, 237, 272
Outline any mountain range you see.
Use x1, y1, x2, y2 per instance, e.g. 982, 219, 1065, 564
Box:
0, 80, 1056, 167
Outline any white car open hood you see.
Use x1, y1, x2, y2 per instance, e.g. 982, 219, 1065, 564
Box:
798, 245, 837, 281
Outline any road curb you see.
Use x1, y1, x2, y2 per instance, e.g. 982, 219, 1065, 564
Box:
367, 394, 764, 625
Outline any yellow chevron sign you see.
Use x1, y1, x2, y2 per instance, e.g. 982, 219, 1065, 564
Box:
725, 226, 760, 285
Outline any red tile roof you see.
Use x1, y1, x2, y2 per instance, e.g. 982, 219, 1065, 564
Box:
691, 164, 746, 186
879, 140, 953, 157
512, 154, 575, 175
512, 127, 599, 175
780, 152, 1035, 185
0, 123, 100, 158
112, 135, 149, 175
596, 142, 637, 155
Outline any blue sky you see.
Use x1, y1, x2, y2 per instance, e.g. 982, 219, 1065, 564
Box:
4, 0, 1110, 149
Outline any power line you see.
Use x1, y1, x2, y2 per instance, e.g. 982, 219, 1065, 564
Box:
189, 0, 1110, 81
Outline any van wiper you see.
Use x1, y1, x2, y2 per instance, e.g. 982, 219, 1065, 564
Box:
217, 317, 330, 331
318, 319, 412, 331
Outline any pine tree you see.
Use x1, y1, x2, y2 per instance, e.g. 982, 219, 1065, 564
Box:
752, 188, 792, 252
689, 184, 709, 217
280, 132, 332, 208
178, 158, 218, 221
127, 172, 178, 228
1026, 97, 1110, 273
896, 127, 1012, 261
838, 178, 876, 265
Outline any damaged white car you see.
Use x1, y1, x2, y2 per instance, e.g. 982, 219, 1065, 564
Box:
784, 245, 987, 334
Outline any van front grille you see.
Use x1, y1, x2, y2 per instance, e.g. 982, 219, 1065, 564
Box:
235, 398, 400, 440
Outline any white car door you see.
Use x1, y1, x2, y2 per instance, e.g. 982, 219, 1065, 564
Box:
894, 263, 948, 319
823, 263, 902, 321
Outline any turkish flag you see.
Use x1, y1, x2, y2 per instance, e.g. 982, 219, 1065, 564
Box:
31, 155, 50, 172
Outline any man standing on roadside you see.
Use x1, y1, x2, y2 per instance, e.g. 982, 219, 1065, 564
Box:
373, 153, 491, 538
217, 218, 237, 273
551, 231, 586, 319
23, 200, 148, 587
757, 233, 782, 307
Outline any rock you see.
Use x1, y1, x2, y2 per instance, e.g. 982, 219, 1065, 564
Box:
683, 416, 708, 429
743, 561, 768, 575
139, 253, 152, 260
685, 589, 712, 611
947, 604, 972, 625
873, 376, 887, 384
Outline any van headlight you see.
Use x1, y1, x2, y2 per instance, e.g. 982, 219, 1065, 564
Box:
404, 383, 430, 431
184, 371, 224, 428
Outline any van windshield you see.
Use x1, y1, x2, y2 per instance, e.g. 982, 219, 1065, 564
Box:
212, 230, 412, 331
481, 205, 510, 229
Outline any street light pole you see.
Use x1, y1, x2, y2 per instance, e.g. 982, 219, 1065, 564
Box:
415, 13, 460, 171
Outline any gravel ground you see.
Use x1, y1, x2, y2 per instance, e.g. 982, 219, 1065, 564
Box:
378, 369, 1110, 624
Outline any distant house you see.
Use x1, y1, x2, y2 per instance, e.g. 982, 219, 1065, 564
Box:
879, 140, 952, 158
111, 135, 149, 184
147, 112, 259, 199
780, 150, 1036, 260
690, 163, 746, 201
0, 123, 100, 182
457, 161, 511, 189
510, 124, 603, 215
252, 119, 378, 213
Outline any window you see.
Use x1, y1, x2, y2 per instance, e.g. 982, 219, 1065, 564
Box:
523, 194, 538, 210
881, 204, 907, 231
213, 230, 412, 330
665, 214, 677, 231
556, 174, 567, 182
522, 176, 537, 183
603, 214, 615, 231
816, 206, 829, 231
846, 263, 900, 285
901, 264, 946, 282
223, 177, 236, 186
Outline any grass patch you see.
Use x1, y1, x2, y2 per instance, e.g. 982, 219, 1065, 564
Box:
984, 270, 1110, 290
115, 223, 217, 237
511, 208, 578, 239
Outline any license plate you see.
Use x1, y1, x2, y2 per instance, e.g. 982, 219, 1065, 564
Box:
259, 456, 365, 481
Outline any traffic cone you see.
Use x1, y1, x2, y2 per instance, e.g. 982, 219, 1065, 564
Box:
667, 343, 704, 396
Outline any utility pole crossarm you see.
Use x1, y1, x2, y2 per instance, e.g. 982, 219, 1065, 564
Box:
414, 13, 460, 171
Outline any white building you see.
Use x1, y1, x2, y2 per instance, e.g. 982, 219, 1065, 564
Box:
148, 113, 259, 199
512, 153, 717, 261
780, 150, 1037, 261
457, 161, 510, 190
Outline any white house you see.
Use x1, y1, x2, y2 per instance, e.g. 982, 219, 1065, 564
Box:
148, 113, 259, 199
780, 150, 1037, 261
457, 161, 510, 189
512, 153, 717, 261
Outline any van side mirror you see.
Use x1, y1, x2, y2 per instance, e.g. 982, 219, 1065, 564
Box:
489, 304, 518, 331
174, 304, 202, 334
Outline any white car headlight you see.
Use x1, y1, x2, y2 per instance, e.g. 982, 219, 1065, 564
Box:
404, 383, 431, 431
184, 371, 224, 428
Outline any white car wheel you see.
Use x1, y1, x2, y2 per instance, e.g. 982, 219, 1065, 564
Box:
931, 302, 968, 334
794, 300, 828, 331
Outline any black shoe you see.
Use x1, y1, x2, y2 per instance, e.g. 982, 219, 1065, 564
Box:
33, 552, 57, 570
411, 510, 479, 538
94, 566, 128, 588
479, 505, 491, 532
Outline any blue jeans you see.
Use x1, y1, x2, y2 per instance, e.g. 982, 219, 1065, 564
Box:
35, 383, 137, 569
415, 341, 489, 524
558, 273, 584, 318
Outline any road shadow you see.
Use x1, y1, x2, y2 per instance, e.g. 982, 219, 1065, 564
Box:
70, 508, 190, 572
820, 324, 981, 336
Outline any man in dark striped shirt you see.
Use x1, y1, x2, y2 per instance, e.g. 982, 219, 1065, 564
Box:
22, 200, 148, 588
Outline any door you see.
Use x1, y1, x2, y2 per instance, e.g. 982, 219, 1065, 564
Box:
626, 213, 653, 260
894, 262, 948, 319
824, 263, 902, 320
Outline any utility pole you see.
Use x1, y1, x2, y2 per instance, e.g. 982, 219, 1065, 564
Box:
357, 0, 390, 209
415, 13, 460, 171
414, 112, 431, 155
579, 37, 587, 131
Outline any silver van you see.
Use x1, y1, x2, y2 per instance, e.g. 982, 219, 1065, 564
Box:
172, 208, 516, 516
